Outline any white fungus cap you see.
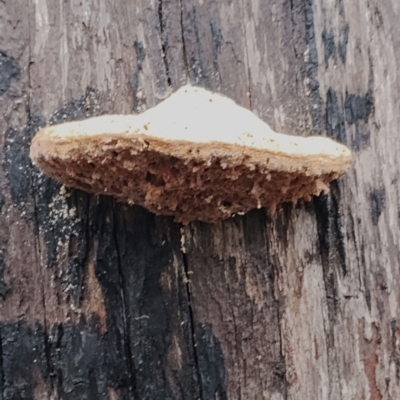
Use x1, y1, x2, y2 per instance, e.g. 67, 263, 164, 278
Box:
30, 85, 352, 223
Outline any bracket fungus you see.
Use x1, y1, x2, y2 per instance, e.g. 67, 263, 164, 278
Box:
30, 85, 352, 224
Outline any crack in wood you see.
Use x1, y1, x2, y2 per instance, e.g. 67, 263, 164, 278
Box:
181, 248, 204, 400
158, 0, 172, 86
112, 203, 137, 398
179, 0, 190, 78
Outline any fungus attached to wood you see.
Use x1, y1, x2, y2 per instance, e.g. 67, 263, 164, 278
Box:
30, 85, 352, 224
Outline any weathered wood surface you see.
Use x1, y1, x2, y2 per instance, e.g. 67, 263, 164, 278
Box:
1, 0, 400, 398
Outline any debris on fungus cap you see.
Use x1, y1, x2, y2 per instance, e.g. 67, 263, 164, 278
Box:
30, 85, 352, 224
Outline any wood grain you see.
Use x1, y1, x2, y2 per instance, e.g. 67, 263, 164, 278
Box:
1, 0, 400, 398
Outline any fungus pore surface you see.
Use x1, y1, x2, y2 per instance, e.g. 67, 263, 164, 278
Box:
30, 85, 352, 223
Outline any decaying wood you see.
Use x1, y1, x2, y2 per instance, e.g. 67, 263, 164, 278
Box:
1, 0, 400, 399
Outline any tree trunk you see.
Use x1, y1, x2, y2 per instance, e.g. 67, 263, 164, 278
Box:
1, 0, 399, 399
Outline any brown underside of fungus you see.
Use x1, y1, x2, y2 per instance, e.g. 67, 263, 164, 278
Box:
30, 85, 352, 224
